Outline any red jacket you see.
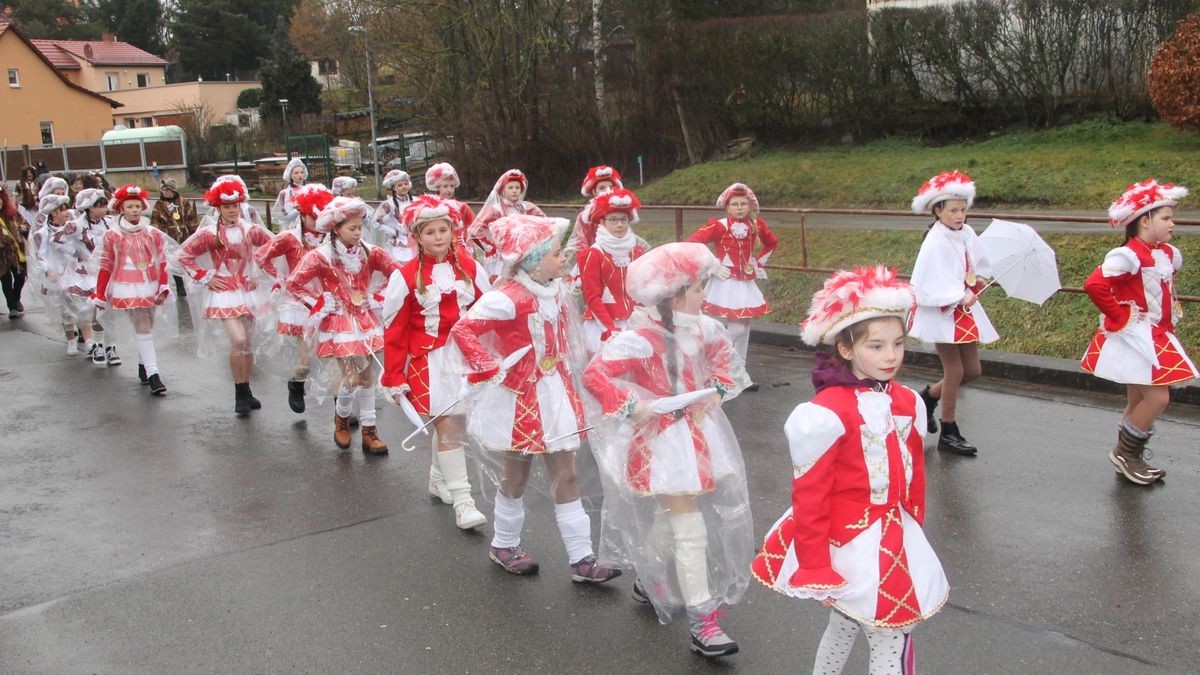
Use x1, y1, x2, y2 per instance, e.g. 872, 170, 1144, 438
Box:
578, 243, 646, 336
687, 216, 778, 280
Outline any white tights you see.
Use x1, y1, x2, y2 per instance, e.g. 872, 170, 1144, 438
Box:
813, 610, 913, 675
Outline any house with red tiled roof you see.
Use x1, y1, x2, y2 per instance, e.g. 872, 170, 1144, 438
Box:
0, 18, 121, 146
30, 34, 168, 93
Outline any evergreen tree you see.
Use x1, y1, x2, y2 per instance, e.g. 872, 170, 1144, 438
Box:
258, 19, 322, 125
94, 0, 166, 55
7, 0, 104, 39
168, 0, 297, 81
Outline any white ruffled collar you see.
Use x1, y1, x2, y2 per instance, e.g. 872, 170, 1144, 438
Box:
334, 237, 364, 274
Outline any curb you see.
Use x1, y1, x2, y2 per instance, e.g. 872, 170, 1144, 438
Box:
750, 320, 1200, 406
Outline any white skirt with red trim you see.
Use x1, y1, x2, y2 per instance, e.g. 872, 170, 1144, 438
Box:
703, 278, 770, 319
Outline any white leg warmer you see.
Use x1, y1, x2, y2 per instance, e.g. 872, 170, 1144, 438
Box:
335, 386, 354, 418
437, 447, 476, 508
430, 432, 445, 484
354, 386, 377, 426
725, 321, 751, 361
491, 492, 525, 549
669, 511, 712, 610
813, 610, 859, 675
135, 333, 158, 376
554, 499, 594, 564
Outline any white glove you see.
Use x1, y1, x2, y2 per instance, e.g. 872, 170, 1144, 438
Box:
715, 266, 732, 280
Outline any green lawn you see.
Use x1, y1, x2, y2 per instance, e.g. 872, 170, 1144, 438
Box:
638, 121, 1200, 212
634, 224, 1200, 361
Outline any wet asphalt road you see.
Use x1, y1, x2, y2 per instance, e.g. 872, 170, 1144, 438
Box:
1, 303, 1198, 674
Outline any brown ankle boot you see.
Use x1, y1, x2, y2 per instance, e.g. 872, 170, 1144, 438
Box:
361, 425, 389, 455
334, 412, 352, 449
1109, 425, 1161, 485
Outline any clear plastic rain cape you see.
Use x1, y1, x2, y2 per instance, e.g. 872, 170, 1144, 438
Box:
580, 305, 754, 623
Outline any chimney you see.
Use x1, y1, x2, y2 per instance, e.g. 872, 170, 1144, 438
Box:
102, 33, 116, 43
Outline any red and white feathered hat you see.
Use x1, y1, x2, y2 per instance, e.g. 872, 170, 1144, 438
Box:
580, 165, 623, 196
315, 196, 371, 234
493, 169, 528, 196
1108, 179, 1188, 228
716, 183, 759, 212
382, 169, 411, 189
488, 214, 569, 273
590, 188, 641, 224
625, 242, 721, 306
203, 176, 248, 207
425, 162, 460, 190
402, 194, 460, 233
911, 170, 975, 214
293, 183, 334, 220
800, 266, 914, 346
109, 184, 149, 211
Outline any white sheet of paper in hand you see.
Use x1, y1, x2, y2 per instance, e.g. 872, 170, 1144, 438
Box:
651, 388, 718, 414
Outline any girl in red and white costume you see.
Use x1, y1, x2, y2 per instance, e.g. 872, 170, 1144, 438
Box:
572, 165, 623, 253
470, 169, 546, 279
424, 163, 474, 252
256, 183, 335, 413
450, 214, 620, 583
687, 183, 778, 390
909, 171, 995, 456
372, 169, 416, 264
753, 266, 948, 675
177, 178, 275, 415
273, 158, 308, 229
1082, 180, 1198, 485
380, 194, 491, 529
90, 184, 172, 395
578, 188, 646, 354
583, 242, 752, 659
286, 197, 403, 454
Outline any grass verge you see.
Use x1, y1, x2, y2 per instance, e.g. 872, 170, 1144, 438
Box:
637, 121, 1200, 212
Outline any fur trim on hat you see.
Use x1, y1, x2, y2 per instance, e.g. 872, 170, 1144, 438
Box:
716, 183, 759, 212
74, 188, 107, 211
109, 184, 150, 211
315, 196, 371, 234
800, 266, 914, 346
590, 188, 641, 224
39, 193, 71, 216
911, 171, 976, 214
425, 162, 460, 190
37, 177, 69, 200
331, 176, 358, 196
580, 165, 623, 196
625, 242, 721, 307
382, 170, 411, 189
402, 194, 458, 233
1108, 178, 1188, 228
204, 178, 248, 207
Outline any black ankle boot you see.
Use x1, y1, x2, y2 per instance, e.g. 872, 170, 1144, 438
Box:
234, 382, 251, 416
920, 386, 939, 434
938, 421, 977, 456
287, 380, 306, 413
138, 363, 150, 385
246, 384, 262, 410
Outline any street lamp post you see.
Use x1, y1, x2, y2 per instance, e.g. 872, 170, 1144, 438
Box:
279, 98, 290, 150
349, 25, 382, 199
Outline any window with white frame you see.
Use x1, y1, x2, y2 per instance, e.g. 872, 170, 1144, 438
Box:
7, 69, 19, 87
40, 122, 54, 145
137, 73, 149, 88
106, 72, 119, 91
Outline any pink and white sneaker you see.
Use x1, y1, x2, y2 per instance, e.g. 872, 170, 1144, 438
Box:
489, 546, 539, 575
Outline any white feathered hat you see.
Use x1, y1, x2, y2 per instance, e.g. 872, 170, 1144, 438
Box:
74, 188, 107, 210
911, 171, 975, 214
37, 176, 69, 200
315, 196, 371, 234
800, 266, 914, 347
382, 169, 411, 190
425, 162, 460, 190
625, 242, 721, 307
39, 193, 71, 216
331, 176, 358, 196
282, 157, 308, 183
1108, 179, 1188, 228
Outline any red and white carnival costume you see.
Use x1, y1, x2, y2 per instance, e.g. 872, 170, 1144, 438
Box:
450, 216, 585, 454
273, 158, 308, 228
381, 247, 489, 415
578, 189, 645, 353
285, 198, 403, 358
372, 170, 416, 264
753, 267, 948, 630
687, 184, 778, 319
908, 172, 998, 345
425, 163, 474, 251
256, 184, 333, 336
471, 170, 546, 279
92, 194, 170, 311
1082, 180, 1197, 386
177, 181, 274, 320
37, 195, 91, 305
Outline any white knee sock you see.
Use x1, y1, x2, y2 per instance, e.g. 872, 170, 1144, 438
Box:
864, 625, 912, 675
726, 321, 751, 363
555, 499, 594, 564
437, 446, 476, 508
135, 333, 158, 376
335, 385, 354, 417
492, 493, 525, 549
669, 511, 712, 610
813, 610, 859, 675
354, 386, 377, 426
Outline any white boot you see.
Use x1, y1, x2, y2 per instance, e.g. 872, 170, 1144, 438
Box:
439, 447, 487, 530
427, 435, 452, 505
